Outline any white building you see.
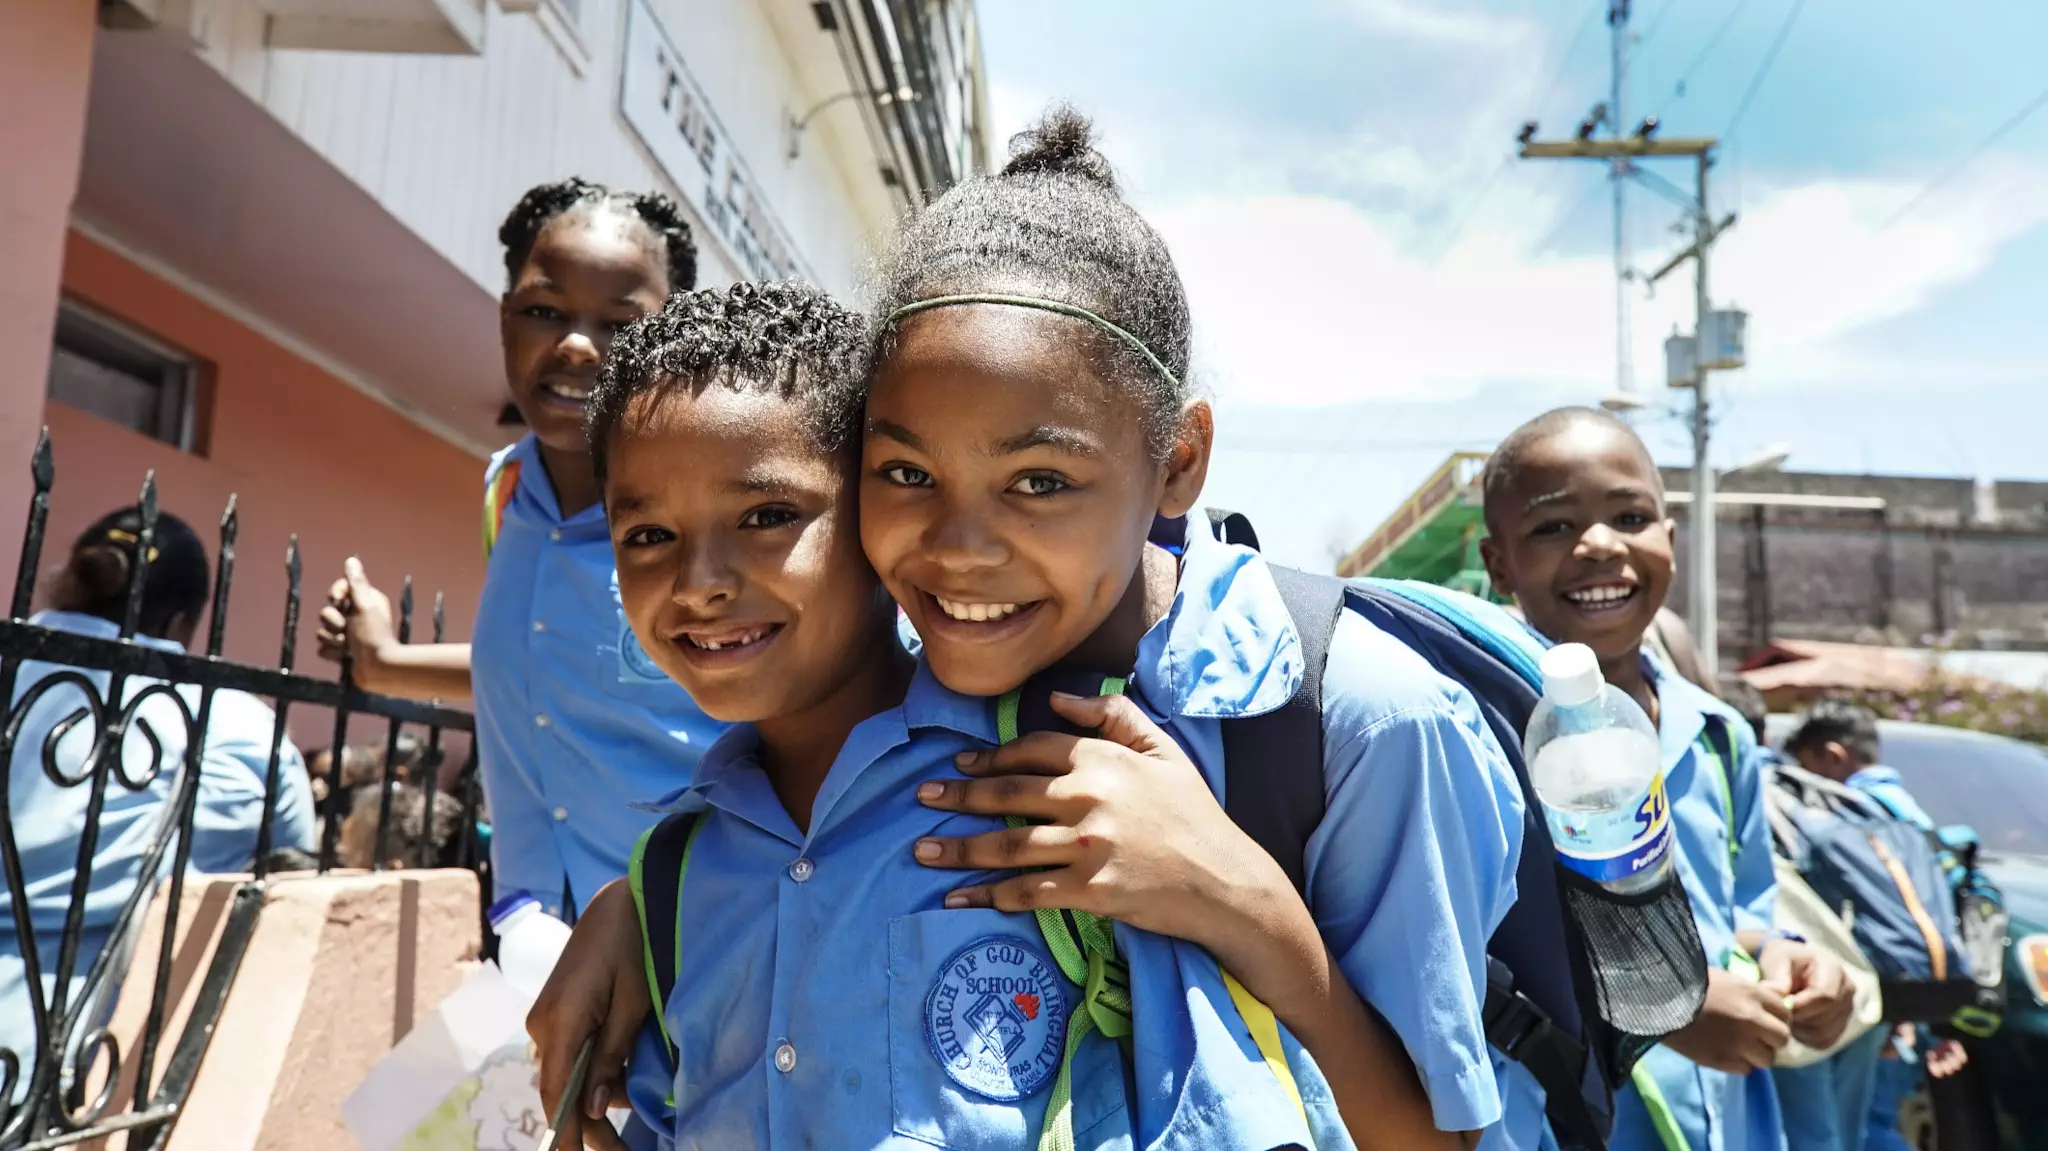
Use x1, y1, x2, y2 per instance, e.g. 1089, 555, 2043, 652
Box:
1, 0, 987, 680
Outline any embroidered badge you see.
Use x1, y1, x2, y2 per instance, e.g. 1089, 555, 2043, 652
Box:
924, 935, 1068, 1101
617, 613, 670, 685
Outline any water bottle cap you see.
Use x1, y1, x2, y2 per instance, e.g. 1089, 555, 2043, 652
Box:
486, 891, 538, 930
1540, 643, 1604, 708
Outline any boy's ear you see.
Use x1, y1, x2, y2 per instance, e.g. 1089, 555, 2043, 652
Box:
1662, 516, 1678, 543
1478, 534, 1515, 599
1156, 399, 1213, 519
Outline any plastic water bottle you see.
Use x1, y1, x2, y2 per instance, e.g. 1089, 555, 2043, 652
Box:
489, 891, 573, 998
1524, 643, 1673, 895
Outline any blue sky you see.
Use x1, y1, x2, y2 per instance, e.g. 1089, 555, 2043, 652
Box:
976, 0, 2048, 568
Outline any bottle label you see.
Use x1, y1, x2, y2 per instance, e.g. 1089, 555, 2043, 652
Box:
1545, 770, 1674, 887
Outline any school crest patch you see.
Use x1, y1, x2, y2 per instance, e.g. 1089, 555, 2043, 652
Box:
924, 935, 1068, 1101
616, 612, 670, 684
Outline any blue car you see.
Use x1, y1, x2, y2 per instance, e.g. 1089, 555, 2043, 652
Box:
1769, 718, 2048, 1150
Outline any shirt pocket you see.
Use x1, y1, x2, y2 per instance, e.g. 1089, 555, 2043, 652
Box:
887, 909, 1131, 1151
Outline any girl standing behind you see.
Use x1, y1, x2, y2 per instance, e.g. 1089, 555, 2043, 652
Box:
319, 180, 725, 920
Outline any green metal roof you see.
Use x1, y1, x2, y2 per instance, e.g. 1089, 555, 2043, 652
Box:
1335, 452, 1502, 600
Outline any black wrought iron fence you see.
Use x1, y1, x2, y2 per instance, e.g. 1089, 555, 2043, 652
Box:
0, 430, 483, 1151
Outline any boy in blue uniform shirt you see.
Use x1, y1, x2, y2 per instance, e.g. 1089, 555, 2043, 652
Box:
1781, 701, 1969, 1151
547, 280, 1344, 1151
319, 180, 724, 918
1478, 407, 1857, 1151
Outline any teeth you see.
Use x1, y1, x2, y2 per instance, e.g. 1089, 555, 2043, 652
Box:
934, 596, 1025, 623
1568, 586, 1634, 605
690, 627, 769, 651
543, 380, 590, 400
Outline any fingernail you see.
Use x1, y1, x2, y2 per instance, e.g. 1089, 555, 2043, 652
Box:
915, 839, 941, 860
918, 781, 944, 802
953, 751, 977, 766
1050, 690, 1082, 700
587, 1084, 610, 1117
944, 892, 970, 909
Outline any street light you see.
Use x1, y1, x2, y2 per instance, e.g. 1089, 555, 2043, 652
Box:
787, 86, 918, 161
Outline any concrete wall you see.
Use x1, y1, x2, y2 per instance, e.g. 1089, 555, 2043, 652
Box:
0, 0, 98, 551
1663, 469, 2048, 663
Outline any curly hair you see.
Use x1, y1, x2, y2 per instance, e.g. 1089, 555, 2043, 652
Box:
586, 280, 869, 485
498, 177, 698, 293
871, 105, 1192, 458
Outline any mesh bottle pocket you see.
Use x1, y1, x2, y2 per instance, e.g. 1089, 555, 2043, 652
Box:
1557, 863, 1709, 1082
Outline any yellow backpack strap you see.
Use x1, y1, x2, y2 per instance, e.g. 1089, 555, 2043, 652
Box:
995, 676, 1306, 1148
482, 459, 522, 559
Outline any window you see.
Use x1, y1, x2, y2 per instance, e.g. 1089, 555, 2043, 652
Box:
46, 300, 202, 452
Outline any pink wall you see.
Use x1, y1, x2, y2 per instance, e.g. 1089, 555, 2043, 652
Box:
0, 1, 97, 554
39, 233, 490, 751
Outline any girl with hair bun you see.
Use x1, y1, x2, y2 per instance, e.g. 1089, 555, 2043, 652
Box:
3, 506, 316, 1077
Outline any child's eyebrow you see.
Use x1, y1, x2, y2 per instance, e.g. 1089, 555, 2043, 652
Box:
609, 492, 651, 515
992, 425, 1099, 457
718, 475, 801, 497
866, 418, 925, 451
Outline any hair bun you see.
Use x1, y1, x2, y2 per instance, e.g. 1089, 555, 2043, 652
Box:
1000, 105, 1118, 192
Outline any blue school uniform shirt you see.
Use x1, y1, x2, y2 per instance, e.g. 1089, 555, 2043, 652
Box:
471, 437, 726, 918
1609, 657, 1784, 1151
622, 664, 1341, 1151
1130, 518, 1539, 1146
1, 610, 315, 1081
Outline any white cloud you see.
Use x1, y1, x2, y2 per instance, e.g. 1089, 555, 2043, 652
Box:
1343, 0, 1524, 47
1149, 154, 2048, 407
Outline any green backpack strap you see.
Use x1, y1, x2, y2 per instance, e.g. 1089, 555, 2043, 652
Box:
996, 676, 1135, 1151
1696, 714, 1740, 863
629, 811, 704, 1067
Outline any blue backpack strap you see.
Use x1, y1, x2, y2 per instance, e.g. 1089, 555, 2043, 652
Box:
1219, 565, 1346, 895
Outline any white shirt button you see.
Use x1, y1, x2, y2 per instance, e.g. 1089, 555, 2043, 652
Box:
553, 807, 569, 822
773, 1042, 797, 1073
533, 620, 547, 633
535, 714, 551, 728
549, 529, 563, 542
789, 858, 814, 883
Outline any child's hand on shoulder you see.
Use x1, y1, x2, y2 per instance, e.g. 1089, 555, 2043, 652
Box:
911, 692, 1313, 995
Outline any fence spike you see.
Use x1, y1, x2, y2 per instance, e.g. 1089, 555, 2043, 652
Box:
11, 428, 54, 620
30, 427, 53, 491
433, 591, 446, 644
121, 474, 161, 640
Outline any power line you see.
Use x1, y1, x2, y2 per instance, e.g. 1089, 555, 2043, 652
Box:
1881, 81, 2048, 231
1635, 0, 1682, 53
1722, 0, 1809, 142
1429, 3, 1604, 264
1656, 0, 1754, 118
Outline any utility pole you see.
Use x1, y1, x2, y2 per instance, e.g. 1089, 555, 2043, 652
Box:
1517, 129, 1743, 671
1608, 0, 1634, 400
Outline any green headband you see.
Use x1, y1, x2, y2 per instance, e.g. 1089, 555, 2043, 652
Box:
885, 294, 1181, 389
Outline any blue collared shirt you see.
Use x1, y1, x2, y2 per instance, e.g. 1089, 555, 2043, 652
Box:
2, 610, 316, 1076
1609, 658, 1784, 1151
1131, 516, 1539, 1146
471, 437, 726, 917
1845, 766, 1935, 833
624, 666, 1337, 1150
